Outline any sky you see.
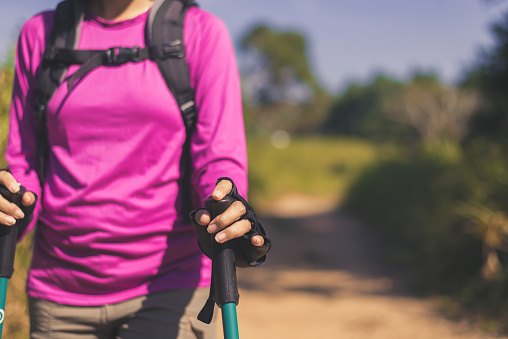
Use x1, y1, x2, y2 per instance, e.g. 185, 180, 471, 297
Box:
2, 0, 508, 93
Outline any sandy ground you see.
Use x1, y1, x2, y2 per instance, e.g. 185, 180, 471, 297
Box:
218, 195, 507, 339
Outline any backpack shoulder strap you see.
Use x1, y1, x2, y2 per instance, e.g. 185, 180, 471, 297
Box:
36, 0, 85, 116
35, 0, 85, 185
149, 0, 197, 133
149, 0, 198, 216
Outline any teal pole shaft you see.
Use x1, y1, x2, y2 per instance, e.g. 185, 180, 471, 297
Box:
222, 303, 239, 339
0, 277, 8, 338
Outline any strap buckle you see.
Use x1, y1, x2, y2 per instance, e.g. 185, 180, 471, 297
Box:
161, 40, 185, 59
33, 101, 46, 121
105, 46, 142, 64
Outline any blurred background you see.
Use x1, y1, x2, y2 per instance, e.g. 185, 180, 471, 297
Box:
3, 0, 508, 338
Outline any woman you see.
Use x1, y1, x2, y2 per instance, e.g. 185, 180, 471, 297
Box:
1, 0, 269, 337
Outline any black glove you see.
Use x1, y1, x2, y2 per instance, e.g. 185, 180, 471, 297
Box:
190, 177, 271, 267
0, 169, 38, 239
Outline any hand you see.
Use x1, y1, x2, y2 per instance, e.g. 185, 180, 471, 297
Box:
0, 171, 36, 226
193, 179, 265, 246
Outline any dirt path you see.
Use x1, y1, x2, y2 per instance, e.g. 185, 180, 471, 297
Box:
220, 196, 506, 339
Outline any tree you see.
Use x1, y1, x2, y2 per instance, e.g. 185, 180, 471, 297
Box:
395, 75, 479, 143
320, 74, 416, 141
241, 25, 318, 103
463, 12, 508, 143
240, 24, 332, 134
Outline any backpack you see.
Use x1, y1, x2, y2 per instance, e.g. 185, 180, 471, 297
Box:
34, 0, 198, 209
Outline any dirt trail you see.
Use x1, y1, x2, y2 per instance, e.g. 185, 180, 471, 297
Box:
220, 195, 506, 339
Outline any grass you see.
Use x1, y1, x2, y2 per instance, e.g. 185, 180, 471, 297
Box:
246, 135, 390, 209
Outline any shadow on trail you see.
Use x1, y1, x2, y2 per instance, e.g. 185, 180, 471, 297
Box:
239, 208, 413, 298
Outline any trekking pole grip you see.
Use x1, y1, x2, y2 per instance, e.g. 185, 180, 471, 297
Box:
0, 185, 25, 279
204, 196, 240, 308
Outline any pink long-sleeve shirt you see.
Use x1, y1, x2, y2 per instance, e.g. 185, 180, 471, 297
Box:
6, 6, 248, 306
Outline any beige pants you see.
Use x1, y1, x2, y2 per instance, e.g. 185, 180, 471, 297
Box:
29, 288, 217, 339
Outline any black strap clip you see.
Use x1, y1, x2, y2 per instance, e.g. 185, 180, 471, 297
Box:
105, 46, 142, 64
33, 101, 47, 121
161, 40, 185, 59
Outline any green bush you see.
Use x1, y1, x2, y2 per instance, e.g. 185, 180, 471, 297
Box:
343, 151, 484, 293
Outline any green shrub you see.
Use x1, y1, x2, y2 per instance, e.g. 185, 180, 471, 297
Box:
343, 152, 484, 293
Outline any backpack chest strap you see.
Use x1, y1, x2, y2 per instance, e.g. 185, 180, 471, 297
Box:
45, 42, 185, 91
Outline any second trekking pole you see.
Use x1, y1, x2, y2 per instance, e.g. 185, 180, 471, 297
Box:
0, 185, 26, 339
205, 195, 240, 339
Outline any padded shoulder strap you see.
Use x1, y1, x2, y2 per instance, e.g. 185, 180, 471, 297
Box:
150, 0, 197, 133
36, 0, 85, 115
35, 0, 85, 185
149, 0, 198, 215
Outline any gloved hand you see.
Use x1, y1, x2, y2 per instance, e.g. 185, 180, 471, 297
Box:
190, 177, 271, 267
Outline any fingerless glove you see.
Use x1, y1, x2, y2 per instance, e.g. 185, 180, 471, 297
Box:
190, 177, 271, 267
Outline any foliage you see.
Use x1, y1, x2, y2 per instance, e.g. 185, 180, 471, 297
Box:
396, 75, 480, 142
343, 151, 484, 293
322, 72, 480, 144
321, 74, 416, 141
342, 134, 508, 322
240, 24, 333, 134
241, 25, 318, 92
456, 202, 508, 280
463, 12, 508, 143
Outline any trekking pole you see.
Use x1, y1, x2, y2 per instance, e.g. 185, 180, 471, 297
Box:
0, 185, 25, 338
205, 196, 240, 339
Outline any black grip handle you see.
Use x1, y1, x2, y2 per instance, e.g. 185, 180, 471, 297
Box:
204, 195, 240, 307
0, 184, 26, 278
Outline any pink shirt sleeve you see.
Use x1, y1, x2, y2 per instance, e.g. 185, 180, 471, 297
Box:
185, 9, 249, 201
5, 13, 52, 238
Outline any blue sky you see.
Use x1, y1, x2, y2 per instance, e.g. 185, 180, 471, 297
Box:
2, 0, 508, 93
